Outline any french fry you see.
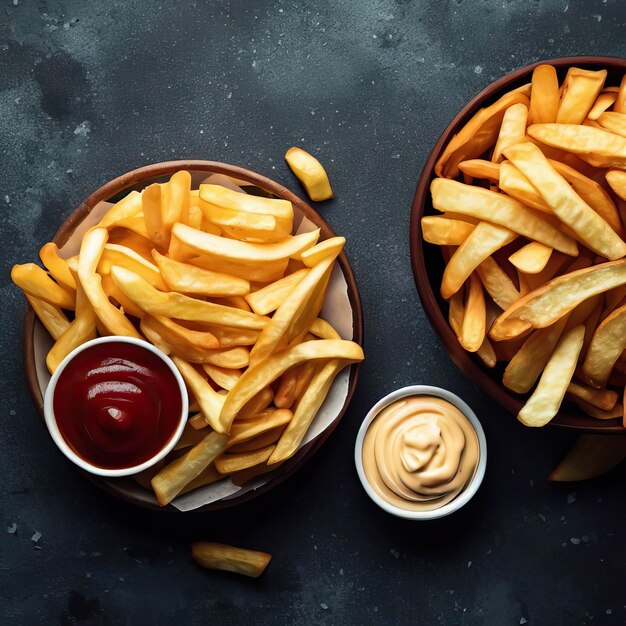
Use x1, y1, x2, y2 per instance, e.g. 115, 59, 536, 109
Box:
435, 85, 530, 178
301, 236, 345, 267
573, 397, 623, 420
202, 363, 242, 390
174, 423, 211, 451
227, 426, 285, 453
421, 216, 475, 246
528, 64, 560, 124
502, 316, 569, 394
195, 325, 260, 348
199, 183, 293, 240
498, 161, 552, 213
98, 191, 142, 229
517, 325, 585, 427
549, 434, 626, 481
566, 382, 618, 411
431, 179, 578, 255
285, 147, 333, 201
504, 142, 626, 260
191, 542, 271, 578
100, 274, 144, 318
509, 242, 552, 274
39, 243, 76, 291
441, 222, 516, 299
548, 159, 621, 234
152, 250, 250, 297
110, 265, 266, 330
142, 183, 167, 249
244, 269, 308, 315
143, 314, 219, 351
151, 431, 228, 505
492, 103, 528, 162
236, 386, 275, 421
249, 252, 338, 365
107, 230, 154, 261
606, 169, 626, 201
492, 259, 626, 338
219, 339, 363, 434
179, 463, 224, 494
215, 445, 275, 474
77, 228, 141, 338
46, 276, 97, 373
557, 68, 606, 124
25, 295, 70, 339
164, 170, 191, 236
227, 409, 293, 446
597, 111, 626, 138
109, 216, 150, 240
269, 359, 346, 464
527, 124, 626, 168
309, 317, 341, 340
98, 243, 168, 290
172, 357, 226, 433
587, 92, 618, 120
11, 263, 75, 309
475, 256, 520, 310
582, 303, 626, 388
615, 75, 626, 114
458, 159, 500, 181
460, 274, 485, 352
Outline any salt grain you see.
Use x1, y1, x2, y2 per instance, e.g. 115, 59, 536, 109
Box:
31, 530, 42, 543
320, 603, 328, 610
567, 492, 576, 504
7, 523, 17, 534
570, 537, 581, 545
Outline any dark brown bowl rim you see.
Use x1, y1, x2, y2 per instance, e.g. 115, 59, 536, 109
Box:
22, 160, 364, 511
410, 56, 626, 434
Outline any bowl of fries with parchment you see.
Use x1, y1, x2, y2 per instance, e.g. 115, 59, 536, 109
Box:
411, 56, 626, 433
14, 160, 364, 511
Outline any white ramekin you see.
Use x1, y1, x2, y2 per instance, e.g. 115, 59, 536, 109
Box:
43, 336, 188, 477
354, 385, 487, 520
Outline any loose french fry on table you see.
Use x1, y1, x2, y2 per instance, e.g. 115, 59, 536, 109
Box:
191, 542, 271, 578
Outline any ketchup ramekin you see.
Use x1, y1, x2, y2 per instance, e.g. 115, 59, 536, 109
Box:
43, 336, 188, 478
354, 385, 487, 520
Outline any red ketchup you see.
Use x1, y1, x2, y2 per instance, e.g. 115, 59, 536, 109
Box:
53, 342, 183, 469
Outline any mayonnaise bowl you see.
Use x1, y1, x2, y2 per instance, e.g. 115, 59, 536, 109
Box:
354, 385, 487, 520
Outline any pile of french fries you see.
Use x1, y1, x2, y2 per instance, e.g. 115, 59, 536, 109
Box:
422, 64, 626, 428
12, 171, 364, 506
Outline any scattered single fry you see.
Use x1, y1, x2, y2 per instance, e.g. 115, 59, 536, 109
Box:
285, 147, 333, 201
191, 542, 271, 578
549, 434, 626, 481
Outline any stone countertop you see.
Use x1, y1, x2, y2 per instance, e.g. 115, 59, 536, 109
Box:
1, 1, 625, 624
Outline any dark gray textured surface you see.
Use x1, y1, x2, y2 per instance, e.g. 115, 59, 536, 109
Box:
1, 1, 625, 624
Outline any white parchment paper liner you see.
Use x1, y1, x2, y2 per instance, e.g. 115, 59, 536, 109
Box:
33, 172, 354, 511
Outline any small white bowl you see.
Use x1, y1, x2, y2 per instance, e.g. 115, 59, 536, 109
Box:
43, 336, 188, 478
354, 385, 487, 520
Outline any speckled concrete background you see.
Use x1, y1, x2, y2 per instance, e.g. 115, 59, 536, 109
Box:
1, 1, 625, 624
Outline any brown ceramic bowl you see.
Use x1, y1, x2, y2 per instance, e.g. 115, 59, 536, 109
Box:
23, 160, 364, 510
410, 56, 626, 434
